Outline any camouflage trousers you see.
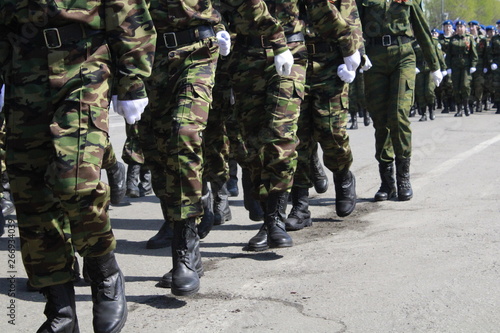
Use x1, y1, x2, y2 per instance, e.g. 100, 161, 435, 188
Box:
471, 70, 485, 104
415, 70, 436, 107
122, 122, 145, 165
202, 61, 232, 187
144, 37, 218, 222
5, 98, 114, 288
364, 43, 415, 163
294, 49, 352, 188
229, 42, 307, 199
451, 66, 472, 104
349, 71, 366, 115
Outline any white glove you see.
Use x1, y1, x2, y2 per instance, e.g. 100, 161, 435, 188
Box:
359, 69, 364, 74
483, 68, 488, 74
343, 50, 361, 71
337, 64, 356, 83
361, 55, 373, 71
441, 70, 448, 77
446, 68, 452, 75
116, 97, 149, 125
216, 31, 231, 57
415, 68, 420, 75
0, 85, 4, 112
492, 63, 498, 71
274, 49, 294, 76
469, 67, 476, 74
431, 70, 443, 87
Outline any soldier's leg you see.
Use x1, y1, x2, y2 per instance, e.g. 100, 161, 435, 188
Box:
103, 141, 126, 204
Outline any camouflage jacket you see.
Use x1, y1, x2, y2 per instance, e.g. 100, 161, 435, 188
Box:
356, 0, 439, 71
413, 38, 445, 72
0, 0, 156, 100
445, 33, 478, 69
153, 0, 288, 55
473, 35, 487, 70
303, 0, 362, 57
488, 34, 500, 64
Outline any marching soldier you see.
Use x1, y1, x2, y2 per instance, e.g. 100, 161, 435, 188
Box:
0, 0, 156, 332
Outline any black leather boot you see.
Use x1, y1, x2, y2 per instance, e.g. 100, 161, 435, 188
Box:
37, 281, 79, 333
106, 161, 126, 205
226, 159, 239, 197
212, 182, 232, 225
125, 163, 140, 198
138, 167, 152, 197
349, 113, 358, 129
463, 102, 470, 116
454, 104, 463, 117
242, 168, 264, 221
0, 209, 4, 237
418, 107, 427, 121
158, 229, 204, 288
265, 191, 293, 248
147, 198, 174, 249
171, 218, 201, 296
428, 104, 435, 120
476, 100, 482, 112
333, 169, 357, 217
496, 103, 500, 114
285, 187, 312, 231
197, 181, 214, 239
442, 99, 449, 113
311, 150, 328, 194
396, 158, 413, 201
84, 252, 127, 333
246, 223, 269, 251
409, 106, 416, 117
374, 162, 397, 201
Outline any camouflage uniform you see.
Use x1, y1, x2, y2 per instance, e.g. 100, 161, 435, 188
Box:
348, 69, 367, 127
438, 33, 455, 113
357, 0, 439, 201
0, 0, 155, 288
446, 31, 478, 115
471, 34, 487, 112
294, 0, 361, 189
357, 0, 439, 163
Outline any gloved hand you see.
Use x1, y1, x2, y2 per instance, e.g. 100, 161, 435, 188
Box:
274, 49, 294, 76
361, 55, 372, 72
469, 67, 476, 74
359, 69, 364, 74
446, 68, 452, 75
0, 85, 4, 112
337, 64, 356, 83
343, 50, 361, 71
441, 70, 448, 77
216, 31, 231, 56
116, 97, 149, 125
431, 70, 443, 87
415, 68, 420, 75
492, 63, 498, 71
483, 68, 488, 74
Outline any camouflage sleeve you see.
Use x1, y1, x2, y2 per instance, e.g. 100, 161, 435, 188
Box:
410, 4, 439, 72
340, 0, 364, 54
105, 0, 157, 100
224, 0, 288, 55
435, 41, 446, 71
469, 37, 478, 68
304, 0, 356, 57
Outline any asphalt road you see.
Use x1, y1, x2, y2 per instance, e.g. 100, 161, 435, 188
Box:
1, 107, 500, 332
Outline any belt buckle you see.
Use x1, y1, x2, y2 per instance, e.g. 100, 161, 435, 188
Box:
382, 35, 392, 47
307, 43, 316, 55
163, 32, 178, 48
43, 28, 62, 49
260, 35, 267, 48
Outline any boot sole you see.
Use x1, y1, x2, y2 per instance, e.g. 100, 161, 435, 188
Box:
268, 241, 293, 248
171, 285, 200, 297
246, 243, 269, 252
285, 218, 312, 231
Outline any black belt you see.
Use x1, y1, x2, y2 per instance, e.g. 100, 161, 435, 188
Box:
237, 32, 305, 48
367, 35, 412, 47
32, 23, 103, 49
161, 25, 215, 48
306, 41, 338, 55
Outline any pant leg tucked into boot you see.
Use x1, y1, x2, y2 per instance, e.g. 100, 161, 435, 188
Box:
285, 187, 312, 231
37, 281, 79, 333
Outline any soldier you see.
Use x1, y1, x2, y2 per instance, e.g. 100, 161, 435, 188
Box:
0, 1, 156, 332
488, 21, 500, 114
483, 25, 496, 111
145, 0, 293, 296
356, 0, 442, 202
412, 37, 446, 121
348, 68, 369, 129
439, 20, 456, 113
285, 0, 361, 232
446, 20, 478, 117
469, 20, 487, 113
